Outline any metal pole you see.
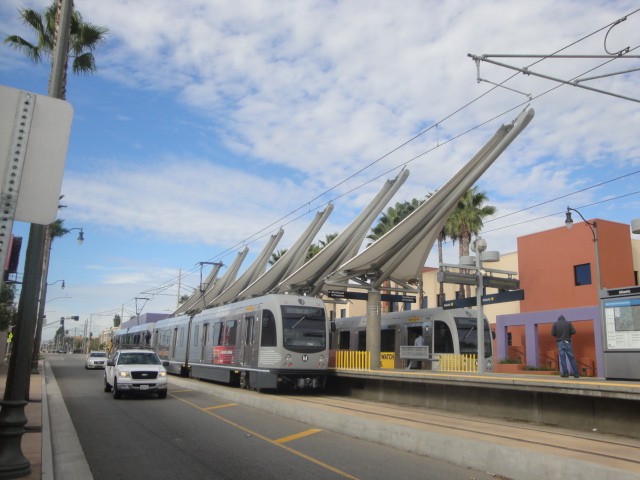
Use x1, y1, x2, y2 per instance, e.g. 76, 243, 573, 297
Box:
476, 252, 485, 374
366, 290, 381, 369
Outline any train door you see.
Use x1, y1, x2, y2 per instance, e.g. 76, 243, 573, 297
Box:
199, 323, 209, 363
241, 314, 259, 366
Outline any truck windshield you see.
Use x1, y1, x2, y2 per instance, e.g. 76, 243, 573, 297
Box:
281, 305, 326, 353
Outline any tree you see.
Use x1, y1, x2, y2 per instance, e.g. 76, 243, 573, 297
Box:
367, 199, 423, 245
368, 199, 424, 311
447, 187, 496, 297
306, 233, 338, 261
269, 249, 288, 266
4, 1, 108, 100
0, 284, 18, 331
6, 3, 107, 372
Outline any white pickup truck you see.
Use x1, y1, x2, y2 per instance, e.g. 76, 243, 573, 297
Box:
104, 349, 168, 399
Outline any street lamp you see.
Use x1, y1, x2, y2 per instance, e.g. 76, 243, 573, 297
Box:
48, 279, 65, 289
460, 237, 500, 374
565, 207, 601, 295
66, 227, 84, 245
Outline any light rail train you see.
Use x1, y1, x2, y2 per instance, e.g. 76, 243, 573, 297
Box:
114, 294, 330, 391
332, 307, 494, 372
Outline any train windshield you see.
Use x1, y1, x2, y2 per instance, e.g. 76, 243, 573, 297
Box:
454, 316, 492, 358
281, 305, 326, 353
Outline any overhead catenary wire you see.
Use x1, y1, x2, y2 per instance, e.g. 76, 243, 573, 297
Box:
116, 8, 640, 316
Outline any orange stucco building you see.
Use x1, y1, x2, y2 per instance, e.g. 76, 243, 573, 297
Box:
496, 218, 637, 377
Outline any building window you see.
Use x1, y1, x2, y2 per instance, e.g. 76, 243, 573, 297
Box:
574, 263, 592, 286
340, 308, 346, 318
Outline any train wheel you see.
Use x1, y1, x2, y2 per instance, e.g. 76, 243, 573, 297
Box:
239, 371, 250, 390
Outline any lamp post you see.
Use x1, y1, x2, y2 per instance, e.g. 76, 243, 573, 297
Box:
461, 236, 499, 374
565, 207, 602, 296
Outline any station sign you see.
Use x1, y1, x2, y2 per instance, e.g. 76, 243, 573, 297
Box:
327, 290, 416, 303
442, 290, 524, 309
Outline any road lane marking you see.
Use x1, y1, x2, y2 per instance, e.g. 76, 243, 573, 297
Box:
204, 403, 238, 410
275, 428, 323, 444
171, 393, 360, 480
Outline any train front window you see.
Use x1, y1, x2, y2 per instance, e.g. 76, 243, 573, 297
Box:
454, 316, 492, 358
281, 305, 326, 353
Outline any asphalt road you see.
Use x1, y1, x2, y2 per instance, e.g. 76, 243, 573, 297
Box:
49, 354, 498, 480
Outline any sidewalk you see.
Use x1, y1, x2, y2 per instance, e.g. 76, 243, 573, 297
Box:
0, 361, 44, 480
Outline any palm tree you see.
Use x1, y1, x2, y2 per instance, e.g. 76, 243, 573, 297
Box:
269, 249, 288, 266
4, 1, 108, 99
306, 233, 338, 261
6, 4, 107, 377
367, 199, 423, 245
31, 218, 74, 371
369, 199, 424, 311
447, 187, 496, 297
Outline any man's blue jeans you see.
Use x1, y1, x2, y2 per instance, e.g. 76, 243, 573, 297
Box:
557, 341, 579, 377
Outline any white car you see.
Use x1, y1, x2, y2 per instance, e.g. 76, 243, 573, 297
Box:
85, 351, 108, 369
104, 349, 168, 399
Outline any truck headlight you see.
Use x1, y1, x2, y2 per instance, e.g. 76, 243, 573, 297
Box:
118, 371, 130, 378
159, 371, 167, 377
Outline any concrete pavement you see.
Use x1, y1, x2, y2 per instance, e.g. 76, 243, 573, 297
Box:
2, 357, 640, 479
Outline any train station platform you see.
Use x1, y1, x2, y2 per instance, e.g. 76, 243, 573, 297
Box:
328, 368, 640, 440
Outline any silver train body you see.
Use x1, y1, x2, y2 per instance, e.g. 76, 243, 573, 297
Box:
112, 322, 155, 349
332, 307, 494, 372
152, 294, 330, 390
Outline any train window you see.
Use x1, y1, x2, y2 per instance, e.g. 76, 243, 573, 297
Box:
381, 329, 395, 352
433, 321, 454, 354
224, 320, 237, 346
212, 322, 222, 346
454, 317, 493, 358
244, 316, 254, 345
357, 331, 366, 351
281, 306, 326, 352
338, 331, 350, 349
193, 325, 199, 347
261, 310, 277, 347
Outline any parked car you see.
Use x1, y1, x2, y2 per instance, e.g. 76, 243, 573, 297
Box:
104, 349, 168, 399
85, 351, 108, 369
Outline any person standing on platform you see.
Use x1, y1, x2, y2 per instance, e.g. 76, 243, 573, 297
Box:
551, 314, 580, 378
407, 331, 425, 370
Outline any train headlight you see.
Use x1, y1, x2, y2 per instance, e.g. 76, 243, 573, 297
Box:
317, 355, 326, 368
285, 354, 292, 367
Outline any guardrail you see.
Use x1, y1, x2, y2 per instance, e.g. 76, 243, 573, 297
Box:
438, 353, 477, 372
334, 350, 371, 370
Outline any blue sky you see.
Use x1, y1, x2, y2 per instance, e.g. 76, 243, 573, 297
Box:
1, 1, 639, 340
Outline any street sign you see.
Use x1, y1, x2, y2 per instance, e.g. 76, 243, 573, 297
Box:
327, 290, 368, 301
442, 290, 524, 309
482, 289, 524, 305
381, 294, 416, 303
437, 271, 477, 285
327, 290, 416, 303
0, 85, 73, 224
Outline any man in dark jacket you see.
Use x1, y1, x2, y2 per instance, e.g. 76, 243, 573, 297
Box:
551, 315, 579, 378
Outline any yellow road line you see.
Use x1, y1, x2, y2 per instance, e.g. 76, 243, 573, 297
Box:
275, 428, 323, 444
204, 403, 238, 411
171, 394, 360, 480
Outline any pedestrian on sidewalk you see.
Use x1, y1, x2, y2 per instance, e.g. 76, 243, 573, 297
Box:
551, 314, 580, 378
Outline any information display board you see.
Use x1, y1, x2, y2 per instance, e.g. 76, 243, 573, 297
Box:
603, 297, 640, 350
601, 286, 640, 380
